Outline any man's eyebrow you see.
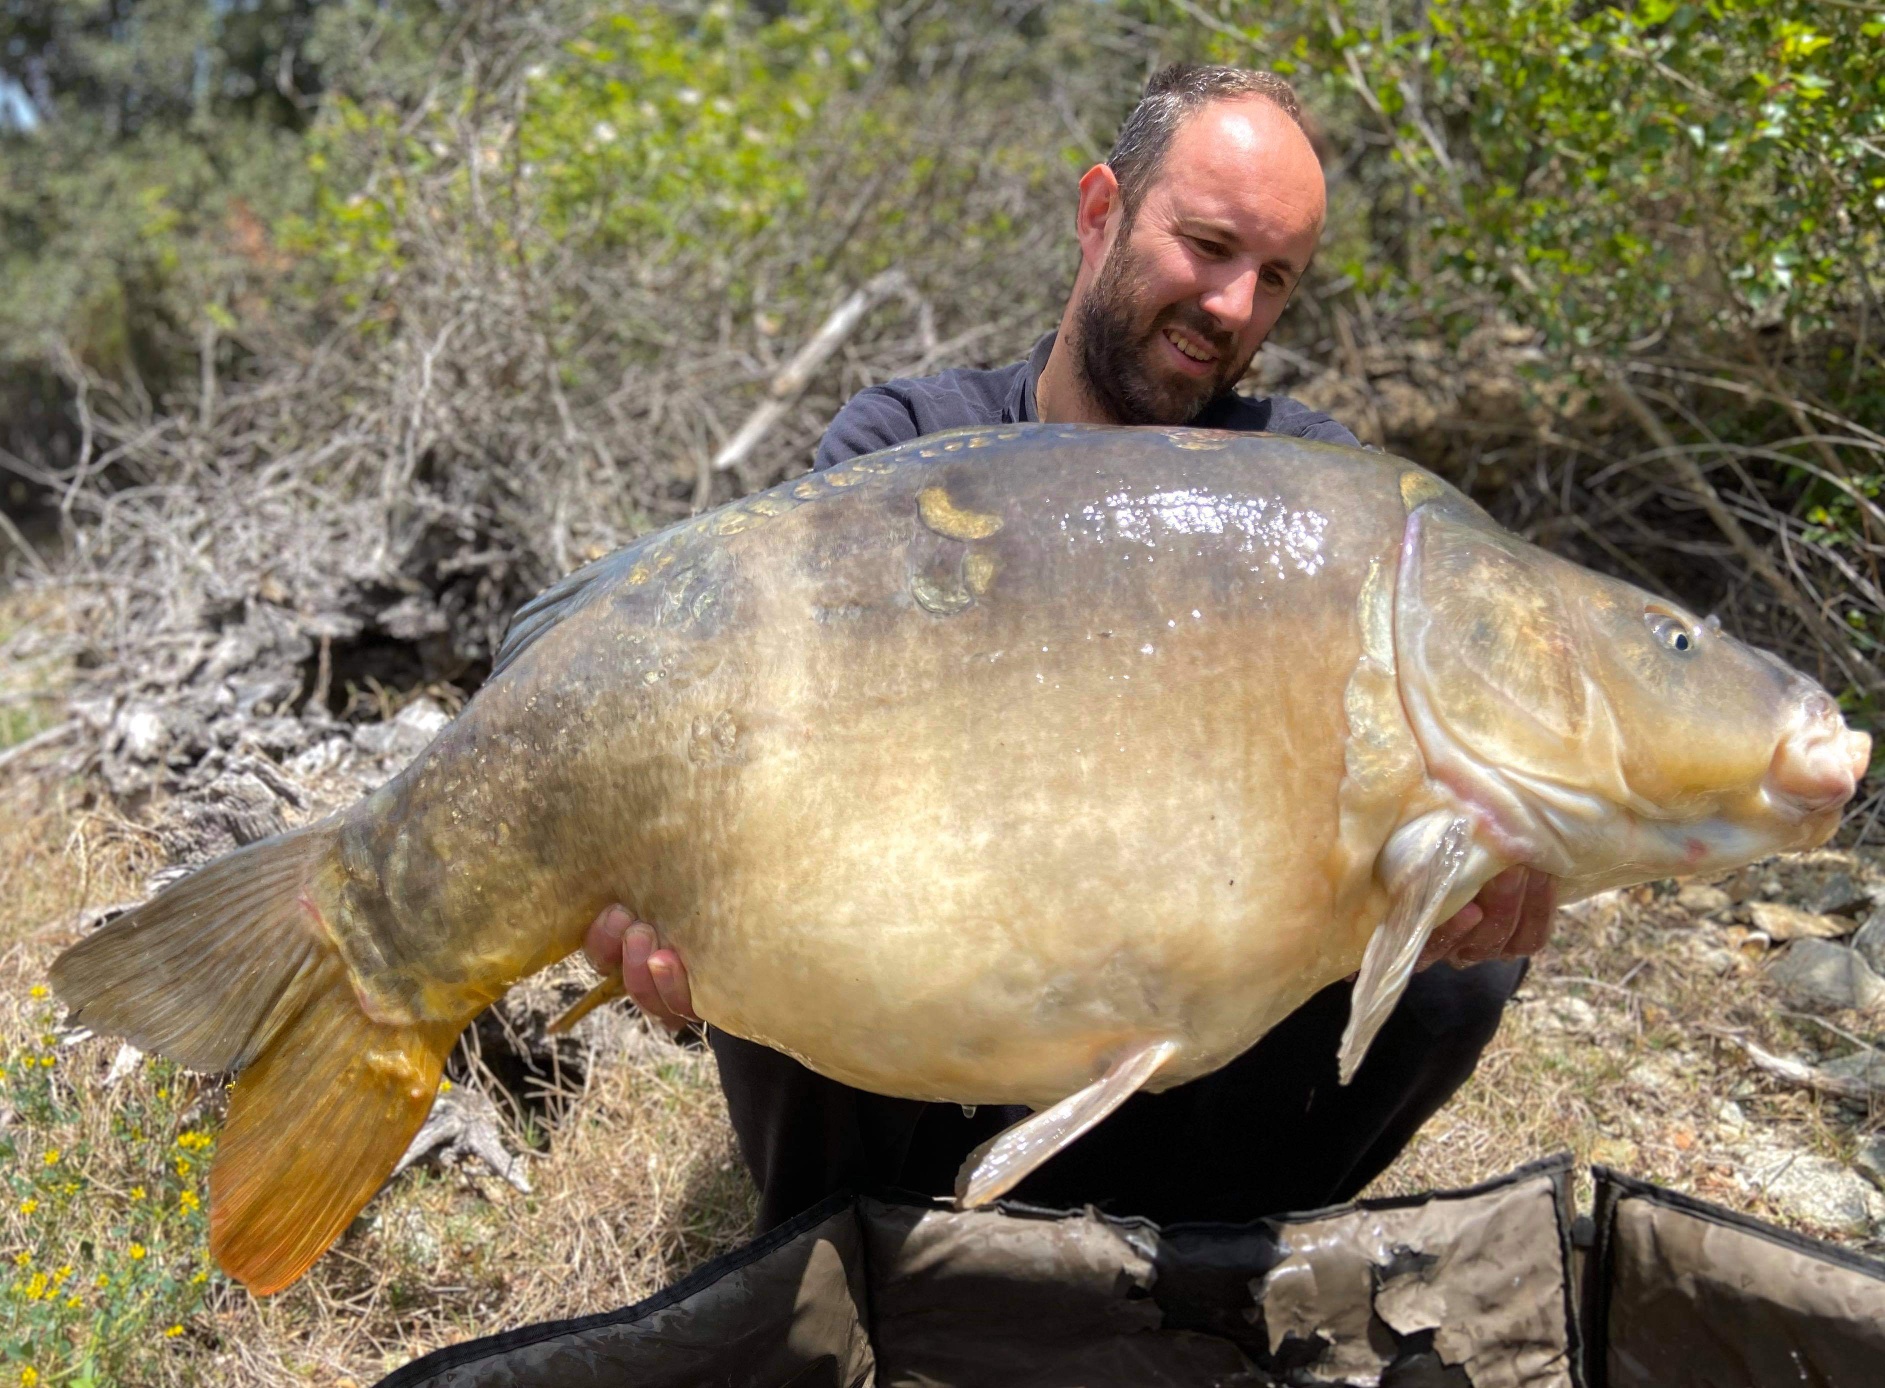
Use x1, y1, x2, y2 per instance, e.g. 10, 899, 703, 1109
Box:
1179, 219, 1308, 278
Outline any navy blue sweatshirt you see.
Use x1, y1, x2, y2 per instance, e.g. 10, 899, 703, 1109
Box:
813, 331, 1358, 470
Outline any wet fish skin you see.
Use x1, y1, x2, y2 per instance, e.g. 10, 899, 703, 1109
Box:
50, 424, 1866, 1292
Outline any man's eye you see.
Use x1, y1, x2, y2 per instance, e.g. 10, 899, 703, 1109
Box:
1189, 237, 1228, 258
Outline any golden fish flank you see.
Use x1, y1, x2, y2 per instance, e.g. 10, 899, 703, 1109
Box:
49, 425, 1869, 1294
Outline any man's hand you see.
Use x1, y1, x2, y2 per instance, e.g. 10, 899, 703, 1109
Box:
1418, 865, 1557, 970
584, 905, 699, 1036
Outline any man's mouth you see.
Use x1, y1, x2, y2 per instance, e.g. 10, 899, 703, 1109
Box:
1160, 326, 1219, 373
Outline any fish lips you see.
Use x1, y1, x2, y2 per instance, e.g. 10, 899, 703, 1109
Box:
1763, 692, 1871, 817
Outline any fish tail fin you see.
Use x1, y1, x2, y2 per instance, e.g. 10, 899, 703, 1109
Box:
51, 821, 346, 1073
50, 821, 456, 1294
211, 985, 457, 1294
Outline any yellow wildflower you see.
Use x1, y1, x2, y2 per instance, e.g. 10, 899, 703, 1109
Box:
191, 1270, 208, 1285
164, 1324, 183, 1338
64, 1295, 80, 1308
94, 1274, 109, 1288
128, 1243, 146, 1261
179, 1191, 200, 1213
12, 1252, 28, 1267
130, 1186, 146, 1201
26, 1274, 46, 1299
28, 986, 46, 999
39, 1057, 53, 1069
40, 1151, 58, 1167
175, 1158, 191, 1176
439, 1078, 454, 1092
53, 1265, 70, 1282
22, 1367, 39, 1386
154, 1088, 167, 1099
16, 1200, 35, 1216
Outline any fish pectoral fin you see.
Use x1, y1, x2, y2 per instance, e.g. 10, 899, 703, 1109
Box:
547, 973, 626, 1036
954, 1038, 1180, 1208
1338, 815, 1492, 1084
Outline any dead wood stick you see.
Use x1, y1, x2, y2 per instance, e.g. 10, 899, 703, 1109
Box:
1730, 1036, 1885, 1102
1608, 373, 1884, 695
712, 268, 911, 473
0, 719, 78, 773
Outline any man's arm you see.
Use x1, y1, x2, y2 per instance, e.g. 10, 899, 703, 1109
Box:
813, 385, 925, 471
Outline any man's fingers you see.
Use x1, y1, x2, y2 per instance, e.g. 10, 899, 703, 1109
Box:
648, 949, 699, 1023
583, 904, 632, 972
1508, 870, 1559, 959
1418, 901, 1483, 969
1452, 866, 1527, 964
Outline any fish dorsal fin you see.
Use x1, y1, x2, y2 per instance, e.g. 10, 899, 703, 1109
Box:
491, 545, 649, 679
1338, 815, 1498, 1083
955, 1039, 1180, 1207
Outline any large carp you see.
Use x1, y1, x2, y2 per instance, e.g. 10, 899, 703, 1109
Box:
54, 425, 1868, 1294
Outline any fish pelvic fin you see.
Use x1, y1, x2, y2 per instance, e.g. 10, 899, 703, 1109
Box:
1338, 814, 1498, 1084
954, 1039, 1180, 1209
50, 818, 455, 1295
51, 821, 345, 1073
211, 985, 458, 1295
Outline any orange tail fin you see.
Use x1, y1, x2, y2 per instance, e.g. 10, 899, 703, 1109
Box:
51, 821, 459, 1294
212, 979, 458, 1294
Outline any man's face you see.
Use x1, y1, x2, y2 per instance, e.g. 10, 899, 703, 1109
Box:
1072, 97, 1326, 425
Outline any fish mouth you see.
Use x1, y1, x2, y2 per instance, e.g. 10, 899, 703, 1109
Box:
1764, 690, 1871, 817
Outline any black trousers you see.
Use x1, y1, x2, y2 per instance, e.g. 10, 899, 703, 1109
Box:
709, 958, 1526, 1231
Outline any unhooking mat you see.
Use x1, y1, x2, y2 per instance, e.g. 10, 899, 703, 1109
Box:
373, 1155, 1885, 1387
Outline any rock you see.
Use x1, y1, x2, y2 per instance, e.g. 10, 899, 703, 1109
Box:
1854, 908, 1885, 976
1768, 939, 1885, 1012
1820, 1049, 1885, 1092
1675, 883, 1732, 916
1733, 1140, 1885, 1233
378, 594, 453, 641
354, 697, 454, 764
1807, 870, 1876, 920
1857, 1136, 1885, 1195
1534, 995, 1599, 1035
111, 701, 171, 762
1747, 901, 1851, 941
287, 735, 352, 779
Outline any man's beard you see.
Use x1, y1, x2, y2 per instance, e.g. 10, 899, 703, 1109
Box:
1075, 235, 1254, 426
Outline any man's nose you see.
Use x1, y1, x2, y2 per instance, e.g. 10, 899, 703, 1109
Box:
1199, 267, 1258, 331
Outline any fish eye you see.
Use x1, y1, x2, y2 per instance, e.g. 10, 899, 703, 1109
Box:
1646, 611, 1696, 654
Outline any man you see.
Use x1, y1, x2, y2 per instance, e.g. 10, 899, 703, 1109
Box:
586, 65, 1557, 1230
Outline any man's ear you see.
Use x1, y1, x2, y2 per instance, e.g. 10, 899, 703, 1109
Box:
1074, 163, 1123, 269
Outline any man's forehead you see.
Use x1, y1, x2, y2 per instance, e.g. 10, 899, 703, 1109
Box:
1146, 96, 1325, 238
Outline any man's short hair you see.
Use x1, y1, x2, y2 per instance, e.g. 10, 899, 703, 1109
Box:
1106, 64, 1309, 224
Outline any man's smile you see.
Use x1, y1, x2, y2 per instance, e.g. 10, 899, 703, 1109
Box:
1160, 325, 1220, 374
